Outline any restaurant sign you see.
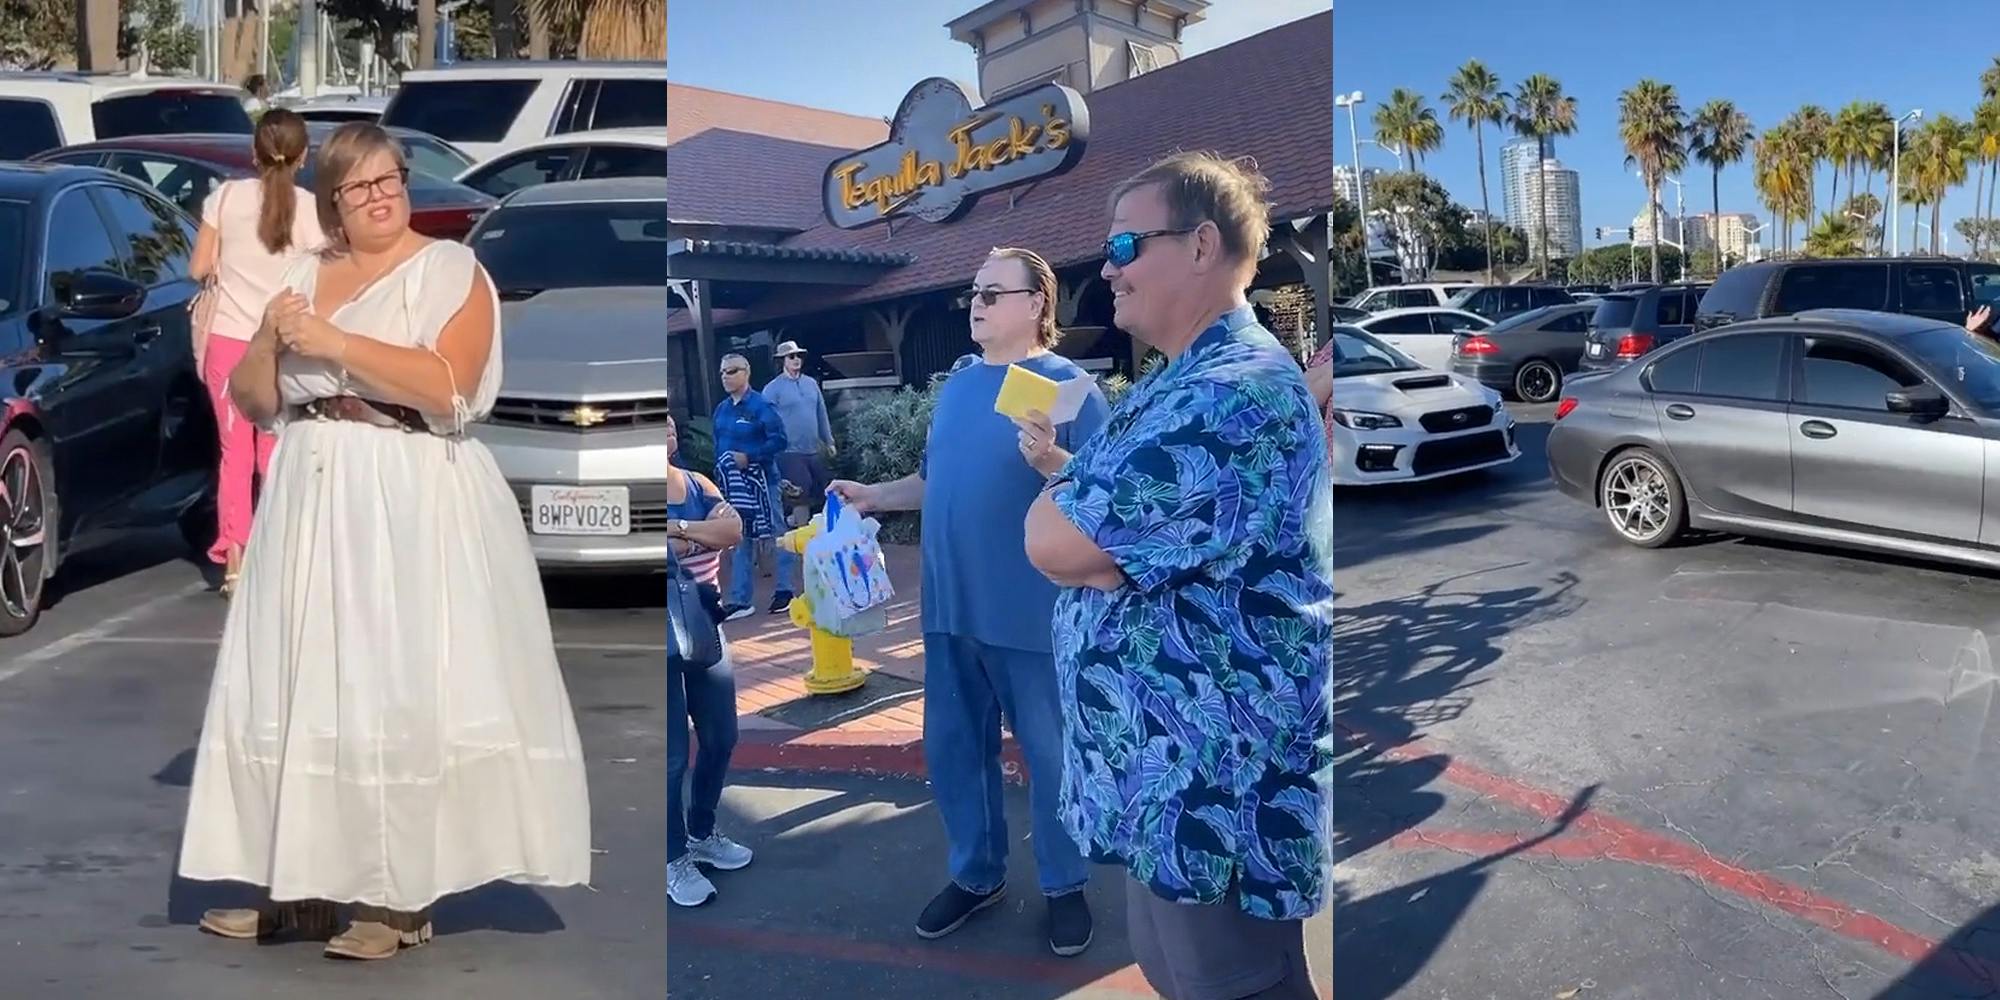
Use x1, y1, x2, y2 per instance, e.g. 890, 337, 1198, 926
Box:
823, 77, 1090, 230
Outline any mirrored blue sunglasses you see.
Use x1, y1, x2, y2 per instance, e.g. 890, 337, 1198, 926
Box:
1102, 228, 1195, 267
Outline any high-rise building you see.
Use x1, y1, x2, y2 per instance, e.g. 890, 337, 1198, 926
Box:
1332, 164, 1383, 209
1500, 136, 1544, 229
1521, 159, 1582, 258
1682, 212, 1764, 262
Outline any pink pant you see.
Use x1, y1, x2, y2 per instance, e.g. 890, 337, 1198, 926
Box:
200, 335, 274, 565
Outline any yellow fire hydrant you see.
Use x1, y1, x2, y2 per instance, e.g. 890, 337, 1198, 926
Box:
777, 519, 867, 695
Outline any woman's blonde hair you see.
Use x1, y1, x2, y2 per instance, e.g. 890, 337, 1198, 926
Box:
986, 247, 1062, 349
251, 109, 308, 255
312, 123, 407, 251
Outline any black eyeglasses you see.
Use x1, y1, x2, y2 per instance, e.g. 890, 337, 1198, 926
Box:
334, 168, 410, 208
1103, 228, 1195, 267
961, 287, 1037, 308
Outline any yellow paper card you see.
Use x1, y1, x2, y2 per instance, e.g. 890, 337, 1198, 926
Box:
994, 363, 1059, 420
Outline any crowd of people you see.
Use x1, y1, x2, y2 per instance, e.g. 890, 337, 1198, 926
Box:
667, 150, 1336, 1000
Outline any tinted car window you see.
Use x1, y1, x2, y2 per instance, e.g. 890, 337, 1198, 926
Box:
0, 202, 27, 314
381, 80, 538, 143
92, 91, 252, 139
1544, 310, 1589, 332
1656, 290, 1687, 326
1902, 264, 1965, 313
104, 153, 221, 219
1647, 345, 1700, 393
1774, 263, 1890, 313
580, 144, 665, 180
1696, 267, 1770, 326
96, 186, 193, 284
1367, 313, 1432, 334
1502, 287, 1531, 313
398, 135, 474, 181
471, 201, 667, 293
1800, 337, 1923, 410
586, 79, 665, 130
44, 189, 122, 301
0, 99, 61, 158
1697, 333, 1785, 401
463, 147, 579, 198
1394, 289, 1432, 309
1593, 296, 1639, 329
1972, 263, 2000, 308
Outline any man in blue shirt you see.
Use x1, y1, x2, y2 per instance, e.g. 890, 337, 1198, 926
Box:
762, 341, 837, 529
711, 353, 797, 620
830, 248, 1110, 959
1026, 154, 1333, 999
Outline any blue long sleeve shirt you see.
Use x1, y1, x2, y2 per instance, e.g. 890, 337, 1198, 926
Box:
712, 391, 789, 465
762, 374, 834, 453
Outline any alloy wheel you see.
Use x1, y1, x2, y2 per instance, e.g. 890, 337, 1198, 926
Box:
1603, 456, 1674, 544
0, 445, 47, 621
1518, 362, 1559, 403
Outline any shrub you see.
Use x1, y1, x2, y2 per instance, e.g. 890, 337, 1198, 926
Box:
673, 414, 717, 475
830, 379, 945, 544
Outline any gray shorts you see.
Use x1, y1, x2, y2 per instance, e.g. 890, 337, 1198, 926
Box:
775, 451, 831, 509
1125, 877, 1319, 1000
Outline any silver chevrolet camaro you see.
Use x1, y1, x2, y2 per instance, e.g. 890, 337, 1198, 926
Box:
1548, 308, 2000, 570
467, 176, 668, 573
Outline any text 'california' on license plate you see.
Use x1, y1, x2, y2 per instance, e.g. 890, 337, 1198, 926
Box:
531, 484, 630, 536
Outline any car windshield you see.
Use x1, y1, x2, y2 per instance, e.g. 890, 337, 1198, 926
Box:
398, 135, 474, 180
470, 200, 667, 295
1592, 296, 1639, 329
1330, 327, 1421, 377
1903, 325, 2000, 411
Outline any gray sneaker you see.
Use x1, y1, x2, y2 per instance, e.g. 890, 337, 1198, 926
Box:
668, 857, 717, 907
687, 833, 754, 871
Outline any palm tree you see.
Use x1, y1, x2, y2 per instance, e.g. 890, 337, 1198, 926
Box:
1970, 99, 2000, 255
72, 0, 116, 69
528, 0, 664, 58
1828, 103, 1872, 215
1372, 88, 1444, 173
1443, 60, 1510, 283
1790, 105, 1833, 214
1907, 114, 1971, 254
1806, 212, 1865, 258
418, 0, 438, 68
1511, 74, 1580, 278
1689, 99, 1752, 276
1755, 123, 1812, 254
1619, 79, 1687, 283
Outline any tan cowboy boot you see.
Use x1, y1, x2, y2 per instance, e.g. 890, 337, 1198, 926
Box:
324, 904, 433, 961
199, 899, 337, 940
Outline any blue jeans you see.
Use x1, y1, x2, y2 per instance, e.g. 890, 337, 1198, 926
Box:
728, 537, 799, 608
668, 649, 739, 863
921, 632, 1089, 897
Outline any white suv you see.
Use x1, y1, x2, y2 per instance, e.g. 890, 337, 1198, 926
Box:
1346, 282, 1476, 313
380, 61, 664, 164
0, 73, 252, 159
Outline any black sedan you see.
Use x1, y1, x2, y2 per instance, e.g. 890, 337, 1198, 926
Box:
1547, 309, 2000, 569
0, 163, 217, 633
1448, 302, 1594, 403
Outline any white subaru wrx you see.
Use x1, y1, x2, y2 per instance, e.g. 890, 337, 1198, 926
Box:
1328, 326, 1519, 486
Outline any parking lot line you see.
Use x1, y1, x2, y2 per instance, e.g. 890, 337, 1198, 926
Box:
1340, 719, 1997, 983
0, 582, 206, 686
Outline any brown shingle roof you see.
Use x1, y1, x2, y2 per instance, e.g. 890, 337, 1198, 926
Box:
671, 10, 1331, 329
667, 83, 890, 230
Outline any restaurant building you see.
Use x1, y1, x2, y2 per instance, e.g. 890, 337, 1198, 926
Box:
666, 1, 1333, 417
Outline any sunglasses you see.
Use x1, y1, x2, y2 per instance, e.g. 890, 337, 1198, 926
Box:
720, 367, 747, 376
1103, 228, 1195, 267
961, 287, 1037, 308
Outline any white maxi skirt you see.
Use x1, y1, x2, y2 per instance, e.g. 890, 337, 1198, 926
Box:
177, 417, 593, 911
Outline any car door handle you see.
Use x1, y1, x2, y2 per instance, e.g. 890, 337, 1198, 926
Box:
1665, 403, 1695, 420
1800, 420, 1837, 439
132, 326, 161, 346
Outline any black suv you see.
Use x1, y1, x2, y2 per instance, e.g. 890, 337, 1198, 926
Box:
0, 163, 215, 634
1695, 257, 2000, 331
1578, 283, 1711, 372
1447, 284, 1577, 322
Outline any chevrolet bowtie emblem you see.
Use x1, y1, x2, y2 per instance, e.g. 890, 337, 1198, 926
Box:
568, 405, 608, 428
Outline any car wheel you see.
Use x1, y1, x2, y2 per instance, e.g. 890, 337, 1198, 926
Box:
1599, 448, 1685, 548
1514, 359, 1562, 404
0, 429, 55, 636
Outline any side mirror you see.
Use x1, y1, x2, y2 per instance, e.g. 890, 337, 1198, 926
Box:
54, 270, 144, 321
1886, 384, 1950, 418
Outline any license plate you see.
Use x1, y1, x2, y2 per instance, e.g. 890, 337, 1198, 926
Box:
1588, 344, 1605, 357
530, 485, 630, 536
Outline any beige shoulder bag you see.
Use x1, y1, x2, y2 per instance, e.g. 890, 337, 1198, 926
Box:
188, 181, 233, 366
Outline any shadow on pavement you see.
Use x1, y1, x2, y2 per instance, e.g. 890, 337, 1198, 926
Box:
1333, 564, 1583, 998
1871, 901, 2000, 998
44, 527, 211, 610
542, 573, 666, 611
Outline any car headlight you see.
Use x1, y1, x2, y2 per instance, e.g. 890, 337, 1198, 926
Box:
1332, 409, 1402, 430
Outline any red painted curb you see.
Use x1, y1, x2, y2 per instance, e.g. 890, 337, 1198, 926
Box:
1340, 720, 1999, 984
727, 730, 1028, 784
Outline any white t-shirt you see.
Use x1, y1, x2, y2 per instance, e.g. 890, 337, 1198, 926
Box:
199, 178, 326, 341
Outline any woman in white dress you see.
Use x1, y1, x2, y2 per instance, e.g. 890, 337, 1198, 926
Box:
176, 123, 592, 961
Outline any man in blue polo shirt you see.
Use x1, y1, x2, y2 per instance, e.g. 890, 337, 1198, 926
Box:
830, 248, 1110, 959
712, 353, 796, 620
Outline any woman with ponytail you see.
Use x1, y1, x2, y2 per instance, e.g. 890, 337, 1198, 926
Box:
189, 108, 325, 594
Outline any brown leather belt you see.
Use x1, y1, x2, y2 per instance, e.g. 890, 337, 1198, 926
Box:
298, 396, 428, 432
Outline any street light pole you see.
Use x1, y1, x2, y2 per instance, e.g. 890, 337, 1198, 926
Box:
1334, 90, 1368, 284
1891, 109, 1922, 257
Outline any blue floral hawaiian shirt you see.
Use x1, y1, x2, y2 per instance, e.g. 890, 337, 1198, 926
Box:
1050, 306, 1333, 920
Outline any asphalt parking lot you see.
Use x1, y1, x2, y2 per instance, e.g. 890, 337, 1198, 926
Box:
0, 531, 665, 1000
1338, 403, 2000, 999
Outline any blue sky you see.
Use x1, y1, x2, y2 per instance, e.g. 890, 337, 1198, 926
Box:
1335, 0, 2000, 250
669, 0, 1328, 118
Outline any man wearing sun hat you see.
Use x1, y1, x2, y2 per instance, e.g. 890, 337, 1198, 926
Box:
762, 340, 837, 528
